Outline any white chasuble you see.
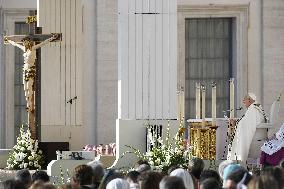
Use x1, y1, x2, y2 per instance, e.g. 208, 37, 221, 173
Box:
228, 103, 265, 161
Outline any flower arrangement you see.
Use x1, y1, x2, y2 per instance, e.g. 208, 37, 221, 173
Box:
124, 121, 192, 173
6, 124, 44, 170
83, 143, 116, 156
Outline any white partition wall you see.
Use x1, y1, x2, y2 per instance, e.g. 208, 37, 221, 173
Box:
118, 0, 178, 120
38, 0, 85, 149
38, 0, 83, 127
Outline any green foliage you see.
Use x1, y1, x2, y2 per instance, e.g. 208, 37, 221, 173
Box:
6, 124, 44, 170
123, 121, 192, 174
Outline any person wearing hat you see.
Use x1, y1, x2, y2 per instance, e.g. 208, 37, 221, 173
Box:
260, 122, 284, 167
227, 93, 267, 161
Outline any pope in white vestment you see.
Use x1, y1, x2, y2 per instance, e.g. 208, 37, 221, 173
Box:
227, 93, 266, 161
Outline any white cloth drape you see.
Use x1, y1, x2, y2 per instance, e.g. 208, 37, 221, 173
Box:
261, 122, 284, 155
228, 103, 265, 161
170, 168, 194, 189
106, 178, 130, 189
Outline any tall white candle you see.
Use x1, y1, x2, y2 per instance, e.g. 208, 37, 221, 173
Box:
201, 85, 206, 125
177, 86, 185, 122
196, 83, 201, 119
230, 78, 235, 118
177, 88, 181, 121
180, 87, 185, 122
212, 82, 217, 126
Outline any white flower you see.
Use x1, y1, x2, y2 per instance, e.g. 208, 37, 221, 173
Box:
29, 162, 33, 166
27, 145, 33, 151
24, 163, 28, 169
31, 151, 36, 157
15, 154, 21, 161
28, 156, 34, 160
155, 158, 161, 164
21, 147, 25, 151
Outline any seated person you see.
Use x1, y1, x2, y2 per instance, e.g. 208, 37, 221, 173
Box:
260, 122, 284, 167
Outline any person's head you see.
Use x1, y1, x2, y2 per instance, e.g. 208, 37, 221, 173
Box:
218, 160, 234, 180
99, 169, 125, 189
199, 169, 221, 186
243, 93, 256, 108
106, 178, 129, 189
22, 37, 33, 50
72, 164, 94, 186
15, 169, 32, 188
223, 164, 241, 181
170, 168, 194, 189
126, 171, 140, 184
200, 178, 221, 189
138, 171, 163, 189
32, 170, 50, 183
224, 168, 251, 189
248, 175, 279, 189
87, 160, 105, 184
136, 164, 151, 173
188, 158, 204, 180
159, 176, 186, 189
0, 179, 26, 189
135, 159, 150, 167
58, 183, 77, 189
29, 181, 56, 189
261, 166, 284, 189
279, 158, 284, 168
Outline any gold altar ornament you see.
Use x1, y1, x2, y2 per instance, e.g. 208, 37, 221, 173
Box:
26, 16, 37, 24
189, 121, 218, 160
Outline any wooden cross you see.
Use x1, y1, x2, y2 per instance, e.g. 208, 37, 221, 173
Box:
4, 15, 62, 140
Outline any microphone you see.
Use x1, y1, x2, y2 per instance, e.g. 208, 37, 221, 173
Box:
227, 107, 243, 112
236, 107, 243, 111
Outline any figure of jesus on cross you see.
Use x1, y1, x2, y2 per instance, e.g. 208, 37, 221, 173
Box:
4, 15, 61, 139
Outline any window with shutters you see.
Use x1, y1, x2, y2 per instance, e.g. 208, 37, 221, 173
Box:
185, 18, 233, 120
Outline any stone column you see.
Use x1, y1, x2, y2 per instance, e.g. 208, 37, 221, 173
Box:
82, 0, 97, 145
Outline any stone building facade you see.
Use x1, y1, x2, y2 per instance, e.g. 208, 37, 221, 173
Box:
0, 0, 284, 153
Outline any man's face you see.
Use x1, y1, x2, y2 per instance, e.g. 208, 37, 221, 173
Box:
224, 179, 237, 189
242, 96, 253, 108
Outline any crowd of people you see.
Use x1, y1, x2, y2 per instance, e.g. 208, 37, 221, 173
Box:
1, 157, 284, 189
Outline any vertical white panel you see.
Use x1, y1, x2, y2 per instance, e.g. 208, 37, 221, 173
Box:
128, 0, 136, 119
60, 0, 66, 125
118, 0, 177, 120
142, 15, 150, 118
70, 0, 76, 125
119, 0, 129, 119
169, 0, 177, 118
155, 0, 163, 118
50, 0, 59, 125
37, 0, 46, 27
55, 0, 64, 125
65, 0, 71, 126
41, 0, 51, 125
75, 0, 83, 125
149, 14, 156, 119
162, 0, 170, 118
142, 0, 149, 13
135, 0, 143, 119
149, 0, 156, 13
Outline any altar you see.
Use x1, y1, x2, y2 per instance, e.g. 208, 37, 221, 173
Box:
188, 118, 229, 160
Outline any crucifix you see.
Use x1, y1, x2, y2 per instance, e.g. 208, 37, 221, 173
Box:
4, 15, 62, 139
